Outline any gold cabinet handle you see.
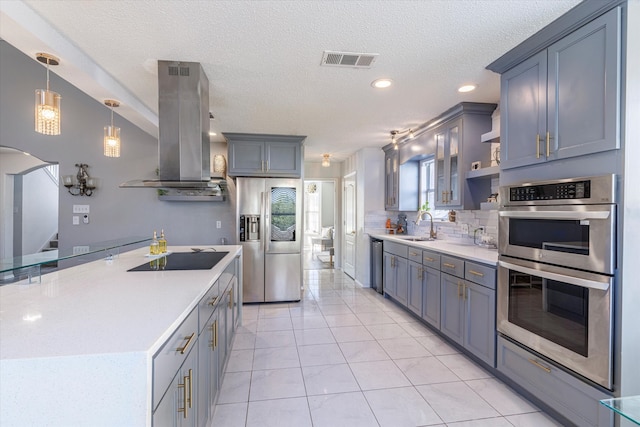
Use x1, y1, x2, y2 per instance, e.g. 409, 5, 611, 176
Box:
443, 262, 456, 269
409, 251, 419, 256
214, 319, 218, 348
424, 256, 435, 262
468, 270, 484, 277
536, 134, 541, 159
207, 296, 218, 306
546, 131, 551, 157
228, 288, 233, 309
177, 332, 195, 355
178, 376, 188, 418
417, 267, 423, 280
528, 358, 552, 373
209, 320, 218, 349
187, 368, 193, 409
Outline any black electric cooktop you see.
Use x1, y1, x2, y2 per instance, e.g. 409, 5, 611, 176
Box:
127, 251, 229, 272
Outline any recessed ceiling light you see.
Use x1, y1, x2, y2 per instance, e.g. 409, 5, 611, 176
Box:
209, 131, 217, 136
458, 84, 477, 93
371, 78, 392, 89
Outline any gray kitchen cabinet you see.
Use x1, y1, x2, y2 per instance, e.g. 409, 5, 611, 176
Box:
153, 309, 199, 427
500, 7, 620, 169
440, 259, 496, 366
225, 133, 305, 177
383, 241, 409, 304
408, 260, 423, 316
421, 265, 441, 329
431, 103, 495, 210
440, 272, 465, 345
197, 308, 219, 427
435, 118, 462, 208
384, 149, 419, 211
497, 336, 612, 427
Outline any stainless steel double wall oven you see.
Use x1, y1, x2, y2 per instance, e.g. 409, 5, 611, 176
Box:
498, 175, 616, 389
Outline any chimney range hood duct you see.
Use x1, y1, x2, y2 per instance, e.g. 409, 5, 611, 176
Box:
120, 60, 224, 192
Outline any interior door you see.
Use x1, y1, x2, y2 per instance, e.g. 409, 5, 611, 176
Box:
343, 173, 356, 279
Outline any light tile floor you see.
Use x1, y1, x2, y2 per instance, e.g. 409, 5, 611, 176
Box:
212, 270, 563, 427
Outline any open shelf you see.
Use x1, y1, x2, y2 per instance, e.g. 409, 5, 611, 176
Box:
466, 165, 500, 180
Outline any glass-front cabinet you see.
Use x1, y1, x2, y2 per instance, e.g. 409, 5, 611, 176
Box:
435, 119, 462, 208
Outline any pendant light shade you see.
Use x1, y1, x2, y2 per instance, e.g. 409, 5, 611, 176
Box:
104, 100, 121, 157
322, 153, 331, 167
34, 53, 61, 135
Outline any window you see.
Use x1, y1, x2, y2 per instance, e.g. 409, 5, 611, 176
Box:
419, 157, 448, 219
304, 182, 320, 234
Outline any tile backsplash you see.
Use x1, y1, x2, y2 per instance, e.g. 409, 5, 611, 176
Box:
365, 208, 499, 245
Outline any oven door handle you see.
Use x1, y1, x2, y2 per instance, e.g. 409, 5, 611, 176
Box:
498, 211, 610, 220
498, 260, 610, 291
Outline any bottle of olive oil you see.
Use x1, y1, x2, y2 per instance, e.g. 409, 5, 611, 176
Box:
150, 231, 160, 255
159, 229, 167, 253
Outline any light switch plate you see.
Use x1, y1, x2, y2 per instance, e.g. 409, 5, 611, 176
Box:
73, 204, 90, 214
216, 221, 222, 229
72, 215, 80, 225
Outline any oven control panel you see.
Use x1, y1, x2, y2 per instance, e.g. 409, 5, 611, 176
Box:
509, 180, 591, 202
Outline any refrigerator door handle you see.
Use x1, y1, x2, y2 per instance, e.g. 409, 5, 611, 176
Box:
260, 191, 265, 251
264, 190, 270, 252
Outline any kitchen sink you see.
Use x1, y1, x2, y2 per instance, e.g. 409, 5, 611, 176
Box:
394, 236, 435, 242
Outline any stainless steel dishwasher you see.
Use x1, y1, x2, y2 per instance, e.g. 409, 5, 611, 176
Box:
370, 237, 383, 294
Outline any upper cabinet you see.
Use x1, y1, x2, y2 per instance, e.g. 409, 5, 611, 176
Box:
498, 7, 621, 169
432, 103, 496, 210
384, 149, 419, 211
224, 133, 305, 177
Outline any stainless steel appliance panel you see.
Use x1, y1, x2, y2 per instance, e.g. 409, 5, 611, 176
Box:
499, 204, 616, 274
265, 253, 301, 302
370, 238, 383, 294
497, 256, 613, 388
237, 177, 302, 303
242, 241, 265, 303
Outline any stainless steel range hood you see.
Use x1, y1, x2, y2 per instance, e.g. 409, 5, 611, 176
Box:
120, 60, 226, 197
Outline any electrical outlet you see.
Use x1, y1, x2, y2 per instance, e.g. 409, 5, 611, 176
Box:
73, 204, 90, 214
461, 223, 469, 235
73, 246, 90, 255
216, 221, 222, 229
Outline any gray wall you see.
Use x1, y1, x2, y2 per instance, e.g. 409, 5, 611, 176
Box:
0, 41, 235, 254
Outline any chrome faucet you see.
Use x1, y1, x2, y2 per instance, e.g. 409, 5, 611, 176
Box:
414, 210, 437, 240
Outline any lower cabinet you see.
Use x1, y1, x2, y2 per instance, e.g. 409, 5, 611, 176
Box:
153, 346, 198, 427
384, 252, 408, 304
153, 261, 239, 427
421, 266, 441, 329
497, 336, 612, 427
408, 261, 424, 316
440, 272, 496, 367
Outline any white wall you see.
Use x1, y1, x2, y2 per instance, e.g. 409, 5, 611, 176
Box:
343, 147, 385, 287
0, 41, 236, 257
22, 168, 58, 254
321, 181, 334, 227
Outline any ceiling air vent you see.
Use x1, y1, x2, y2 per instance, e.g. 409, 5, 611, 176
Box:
321, 51, 378, 68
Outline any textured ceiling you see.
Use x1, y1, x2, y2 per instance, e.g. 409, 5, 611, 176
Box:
0, 0, 580, 162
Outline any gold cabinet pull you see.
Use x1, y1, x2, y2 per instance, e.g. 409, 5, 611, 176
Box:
546, 131, 551, 157
214, 319, 218, 348
207, 296, 218, 306
209, 320, 217, 349
228, 288, 233, 309
177, 332, 195, 355
417, 267, 423, 280
443, 262, 456, 269
468, 270, 484, 277
528, 358, 552, 373
178, 376, 188, 418
424, 256, 434, 262
187, 368, 193, 409
409, 251, 419, 256
536, 134, 541, 159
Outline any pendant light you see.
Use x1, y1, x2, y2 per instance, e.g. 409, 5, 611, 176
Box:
104, 100, 121, 157
322, 153, 331, 167
34, 53, 61, 135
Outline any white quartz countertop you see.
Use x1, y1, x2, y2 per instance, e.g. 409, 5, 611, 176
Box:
0, 245, 242, 361
371, 234, 498, 266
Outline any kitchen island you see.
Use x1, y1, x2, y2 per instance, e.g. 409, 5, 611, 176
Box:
0, 245, 242, 427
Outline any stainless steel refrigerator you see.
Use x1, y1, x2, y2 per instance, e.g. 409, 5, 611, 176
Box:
237, 178, 302, 302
